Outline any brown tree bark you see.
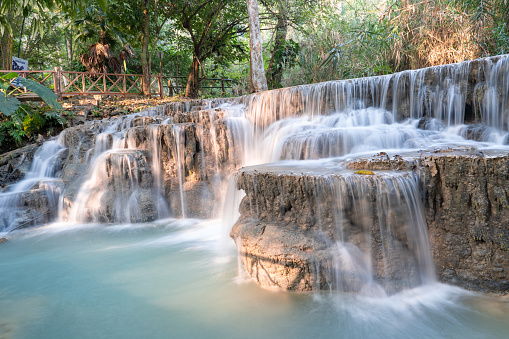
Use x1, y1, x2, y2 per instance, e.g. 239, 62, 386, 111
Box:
0, 32, 13, 70
185, 56, 201, 98
66, 31, 73, 63
141, 0, 151, 97
247, 0, 268, 93
266, 16, 287, 89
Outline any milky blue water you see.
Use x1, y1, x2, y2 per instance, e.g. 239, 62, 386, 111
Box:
1, 219, 509, 339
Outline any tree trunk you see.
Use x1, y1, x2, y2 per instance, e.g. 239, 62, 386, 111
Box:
0, 31, 13, 70
52, 27, 63, 67
266, 16, 287, 89
185, 56, 200, 98
141, 0, 151, 97
66, 31, 73, 63
246, 0, 268, 93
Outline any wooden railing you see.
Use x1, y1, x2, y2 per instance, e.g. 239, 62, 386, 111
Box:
3, 70, 56, 96
0, 68, 235, 100
167, 75, 235, 96
59, 71, 164, 98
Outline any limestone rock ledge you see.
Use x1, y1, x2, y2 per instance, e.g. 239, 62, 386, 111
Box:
231, 152, 509, 294
422, 154, 509, 293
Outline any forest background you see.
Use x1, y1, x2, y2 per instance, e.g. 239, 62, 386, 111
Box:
1, 0, 509, 149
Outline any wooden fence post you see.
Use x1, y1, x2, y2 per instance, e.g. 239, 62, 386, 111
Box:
158, 75, 164, 99
168, 79, 173, 97
221, 77, 225, 97
53, 68, 58, 97
22, 71, 27, 94
123, 74, 126, 97
54, 67, 63, 101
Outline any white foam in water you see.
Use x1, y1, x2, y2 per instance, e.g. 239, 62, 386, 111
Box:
1, 220, 509, 338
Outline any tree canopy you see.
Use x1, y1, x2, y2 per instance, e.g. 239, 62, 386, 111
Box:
1, 0, 509, 98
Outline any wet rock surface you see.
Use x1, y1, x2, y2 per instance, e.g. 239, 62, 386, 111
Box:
231, 168, 430, 294
422, 154, 509, 293
54, 101, 237, 221
0, 99, 240, 228
3, 55, 509, 297
232, 152, 509, 294
0, 144, 39, 189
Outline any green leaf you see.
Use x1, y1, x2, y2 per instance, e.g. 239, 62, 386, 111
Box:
0, 92, 20, 116
18, 78, 62, 110
0, 81, 9, 91
96, 0, 108, 13
8, 127, 25, 144
1, 72, 18, 80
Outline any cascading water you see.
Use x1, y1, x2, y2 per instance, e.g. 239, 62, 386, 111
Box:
231, 164, 436, 294
171, 124, 187, 218
148, 125, 171, 218
222, 55, 509, 295
68, 149, 156, 223
0, 134, 66, 232
323, 172, 435, 294
2, 56, 509, 338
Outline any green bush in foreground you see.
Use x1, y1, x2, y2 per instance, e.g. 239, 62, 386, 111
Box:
0, 72, 66, 150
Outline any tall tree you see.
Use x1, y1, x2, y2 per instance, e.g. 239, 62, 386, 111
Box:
260, 0, 314, 88
0, 0, 107, 70
246, 0, 267, 92
175, 0, 247, 98
72, 4, 127, 73
108, 0, 173, 96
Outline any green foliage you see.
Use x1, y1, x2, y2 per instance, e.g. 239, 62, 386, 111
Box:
283, 0, 397, 85
1, 72, 17, 80
267, 39, 300, 88
280, 0, 509, 86
490, 22, 509, 55
0, 92, 21, 117
274, 40, 300, 70
43, 109, 66, 125
0, 103, 67, 149
19, 78, 62, 110
0, 73, 62, 117
23, 110, 45, 137
0, 0, 108, 44
72, 4, 123, 49
3, 0, 509, 100
0, 71, 65, 150
174, 0, 249, 96
0, 108, 25, 145
456, 0, 509, 24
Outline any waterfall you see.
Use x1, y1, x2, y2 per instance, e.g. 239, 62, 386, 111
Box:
0, 134, 66, 232
241, 54, 509, 135
3, 55, 509, 296
171, 124, 187, 218
68, 149, 156, 223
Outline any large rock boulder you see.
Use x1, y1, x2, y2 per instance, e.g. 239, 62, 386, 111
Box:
231, 151, 509, 294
